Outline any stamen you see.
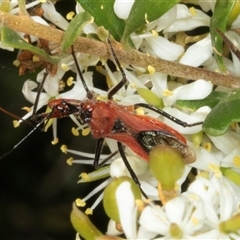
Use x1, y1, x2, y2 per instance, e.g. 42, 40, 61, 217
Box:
72, 127, 80, 136
33, 55, 40, 62
233, 156, 240, 168
147, 65, 156, 75
61, 144, 68, 153
79, 178, 112, 202
75, 198, 86, 207
51, 138, 59, 145
151, 30, 158, 37
80, 172, 90, 180
145, 13, 149, 24
90, 192, 104, 211
208, 164, 222, 178
66, 157, 74, 166
135, 107, 145, 116
66, 11, 75, 20
61, 63, 70, 71
13, 120, 20, 128
85, 208, 93, 215
82, 127, 90, 136
163, 89, 173, 96
189, 7, 196, 16
22, 106, 32, 112
67, 77, 74, 86
203, 142, 211, 152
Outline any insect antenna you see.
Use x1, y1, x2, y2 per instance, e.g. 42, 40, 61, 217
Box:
107, 36, 128, 100
0, 111, 53, 159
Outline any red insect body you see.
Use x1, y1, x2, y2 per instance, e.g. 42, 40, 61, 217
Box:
48, 98, 196, 164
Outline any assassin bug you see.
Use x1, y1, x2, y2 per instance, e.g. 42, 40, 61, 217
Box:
38, 37, 202, 192
0, 37, 202, 195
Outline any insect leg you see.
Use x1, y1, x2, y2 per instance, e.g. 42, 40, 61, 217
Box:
32, 70, 48, 118
107, 37, 127, 100
93, 137, 105, 168
71, 46, 93, 100
117, 142, 148, 199
134, 103, 203, 127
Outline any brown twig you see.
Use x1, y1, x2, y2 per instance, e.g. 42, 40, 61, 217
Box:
1, 11, 240, 88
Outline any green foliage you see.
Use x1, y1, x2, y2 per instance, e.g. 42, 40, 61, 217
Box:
1, 26, 60, 64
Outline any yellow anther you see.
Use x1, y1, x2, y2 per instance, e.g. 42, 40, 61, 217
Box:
72, 127, 80, 136
135, 199, 145, 212
39, 0, 46, 2
13, 60, 20, 67
61, 63, 70, 71
66, 11, 75, 20
197, 171, 209, 179
233, 155, 240, 168
67, 76, 74, 86
145, 13, 149, 23
82, 127, 90, 136
13, 120, 20, 128
163, 89, 173, 96
208, 164, 222, 178
60, 144, 68, 154
66, 157, 74, 166
151, 30, 158, 37
147, 65, 156, 75
32, 55, 40, 62
189, 7, 196, 16
75, 198, 86, 207
21, 106, 32, 112
80, 172, 90, 180
203, 142, 211, 152
51, 138, 59, 145
90, 16, 94, 23
191, 216, 199, 226
136, 107, 145, 116
85, 208, 93, 215
100, 4, 104, 9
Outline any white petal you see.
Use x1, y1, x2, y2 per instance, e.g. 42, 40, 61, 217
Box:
208, 131, 240, 155
22, 80, 49, 105
42, 1, 69, 30
114, 0, 134, 19
139, 205, 169, 235
165, 5, 210, 32
116, 181, 137, 239
164, 79, 213, 106
180, 35, 212, 67
106, 219, 122, 236
145, 36, 184, 61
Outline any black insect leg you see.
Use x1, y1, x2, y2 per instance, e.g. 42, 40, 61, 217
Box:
32, 70, 48, 119
134, 103, 203, 127
117, 142, 148, 199
107, 37, 127, 100
71, 46, 93, 100
93, 137, 104, 169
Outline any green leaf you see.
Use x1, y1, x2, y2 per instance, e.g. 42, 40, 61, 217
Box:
122, 0, 180, 44
176, 91, 228, 112
210, 0, 238, 72
203, 89, 240, 136
76, 0, 125, 41
137, 88, 164, 109
61, 11, 92, 52
1, 26, 60, 64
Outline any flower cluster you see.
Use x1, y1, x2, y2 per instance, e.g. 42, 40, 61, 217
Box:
2, 0, 240, 239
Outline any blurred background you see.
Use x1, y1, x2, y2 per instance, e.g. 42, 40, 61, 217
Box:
0, 1, 109, 239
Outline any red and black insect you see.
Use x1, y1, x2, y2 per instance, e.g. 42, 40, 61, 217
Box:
1, 38, 202, 196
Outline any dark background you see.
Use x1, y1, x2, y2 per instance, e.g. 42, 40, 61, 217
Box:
0, 1, 109, 239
